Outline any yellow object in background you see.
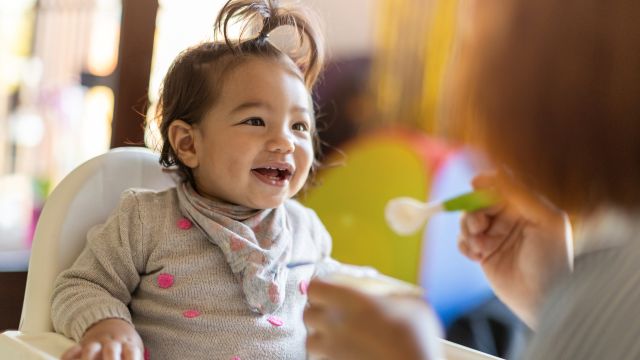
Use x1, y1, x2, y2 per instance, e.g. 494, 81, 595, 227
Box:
302, 131, 451, 284
370, 0, 460, 134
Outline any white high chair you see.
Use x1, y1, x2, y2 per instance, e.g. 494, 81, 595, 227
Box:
0, 147, 499, 359
0, 147, 175, 359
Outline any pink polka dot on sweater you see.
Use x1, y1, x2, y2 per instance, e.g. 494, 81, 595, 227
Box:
267, 315, 284, 327
183, 309, 201, 318
144, 347, 150, 360
231, 357, 241, 360
299, 280, 309, 295
177, 218, 192, 230
157, 273, 174, 289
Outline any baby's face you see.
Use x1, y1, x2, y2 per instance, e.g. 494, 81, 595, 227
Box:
190, 57, 314, 209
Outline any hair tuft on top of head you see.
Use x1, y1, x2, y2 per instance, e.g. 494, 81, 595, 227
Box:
214, 0, 325, 89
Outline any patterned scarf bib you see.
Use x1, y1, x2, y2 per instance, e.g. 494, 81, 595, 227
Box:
176, 182, 292, 314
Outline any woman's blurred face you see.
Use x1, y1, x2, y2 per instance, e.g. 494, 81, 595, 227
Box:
461, 0, 512, 61
455, 0, 640, 212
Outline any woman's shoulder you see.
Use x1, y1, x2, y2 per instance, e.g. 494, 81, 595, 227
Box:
523, 231, 640, 359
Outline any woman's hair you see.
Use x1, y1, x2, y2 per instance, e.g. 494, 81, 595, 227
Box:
449, 0, 640, 213
156, 0, 325, 186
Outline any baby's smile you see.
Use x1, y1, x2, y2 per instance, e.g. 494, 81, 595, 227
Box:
251, 163, 294, 187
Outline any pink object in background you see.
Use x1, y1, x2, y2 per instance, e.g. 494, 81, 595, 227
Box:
25, 206, 42, 248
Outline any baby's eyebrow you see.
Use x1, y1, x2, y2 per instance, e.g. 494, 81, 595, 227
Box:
230, 101, 270, 114
231, 101, 311, 116
291, 105, 311, 116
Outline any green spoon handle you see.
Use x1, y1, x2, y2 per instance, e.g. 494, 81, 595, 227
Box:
442, 190, 499, 212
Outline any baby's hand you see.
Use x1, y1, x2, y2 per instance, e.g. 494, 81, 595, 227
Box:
62, 318, 144, 360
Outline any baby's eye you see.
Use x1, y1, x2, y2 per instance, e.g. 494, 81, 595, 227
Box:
292, 122, 309, 132
242, 117, 265, 126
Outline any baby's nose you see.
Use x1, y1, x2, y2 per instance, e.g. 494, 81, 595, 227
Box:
267, 132, 295, 153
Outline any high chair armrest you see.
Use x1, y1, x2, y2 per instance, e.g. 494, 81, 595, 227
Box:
440, 338, 503, 360
0, 332, 498, 360
0, 331, 75, 359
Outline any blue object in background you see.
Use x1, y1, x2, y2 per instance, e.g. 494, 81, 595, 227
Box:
419, 150, 494, 327
0, 250, 30, 272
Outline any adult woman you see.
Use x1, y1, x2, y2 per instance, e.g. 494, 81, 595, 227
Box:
304, 0, 640, 358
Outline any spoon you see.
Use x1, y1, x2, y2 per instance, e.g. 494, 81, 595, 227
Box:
385, 190, 498, 235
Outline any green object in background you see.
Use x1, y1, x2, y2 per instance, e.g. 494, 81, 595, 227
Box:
442, 189, 498, 212
33, 178, 52, 202
301, 135, 435, 284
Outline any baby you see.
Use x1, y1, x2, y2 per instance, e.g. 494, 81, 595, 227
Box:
51, 0, 329, 359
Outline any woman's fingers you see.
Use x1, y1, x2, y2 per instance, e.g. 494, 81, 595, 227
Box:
306, 331, 330, 357
80, 342, 101, 360
304, 282, 352, 359
101, 340, 122, 360
63, 339, 142, 360
306, 279, 380, 333
458, 234, 482, 261
121, 342, 142, 360
472, 169, 562, 225
61, 345, 82, 360
471, 171, 498, 189
307, 279, 375, 311
306, 279, 445, 360
461, 208, 518, 259
303, 302, 339, 333
465, 211, 489, 235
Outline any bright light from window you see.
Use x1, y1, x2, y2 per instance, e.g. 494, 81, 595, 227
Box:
148, 0, 236, 103
145, 0, 238, 149
8, 107, 44, 147
87, 0, 121, 76
0, 0, 37, 92
82, 86, 114, 159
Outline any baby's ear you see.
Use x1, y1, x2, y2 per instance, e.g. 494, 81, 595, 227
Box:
168, 120, 199, 168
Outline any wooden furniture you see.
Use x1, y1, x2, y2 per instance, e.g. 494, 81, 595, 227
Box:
0, 272, 27, 332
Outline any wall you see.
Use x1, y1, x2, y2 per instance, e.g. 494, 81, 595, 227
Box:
306, 0, 379, 59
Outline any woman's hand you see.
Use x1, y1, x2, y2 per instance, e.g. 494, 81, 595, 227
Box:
61, 318, 144, 360
304, 279, 442, 360
458, 172, 573, 328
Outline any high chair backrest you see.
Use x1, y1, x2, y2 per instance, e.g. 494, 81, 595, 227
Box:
20, 147, 175, 333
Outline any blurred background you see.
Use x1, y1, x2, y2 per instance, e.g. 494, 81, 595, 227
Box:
0, 0, 525, 356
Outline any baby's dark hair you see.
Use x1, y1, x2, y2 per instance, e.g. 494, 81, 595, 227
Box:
156, 0, 325, 186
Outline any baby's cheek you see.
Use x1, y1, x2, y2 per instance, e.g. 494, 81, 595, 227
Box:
297, 147, 314, 173
291, 172, 310, 195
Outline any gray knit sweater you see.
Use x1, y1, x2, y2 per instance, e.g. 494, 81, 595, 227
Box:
520, 210, 640, 359
51, 188, 332, 359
